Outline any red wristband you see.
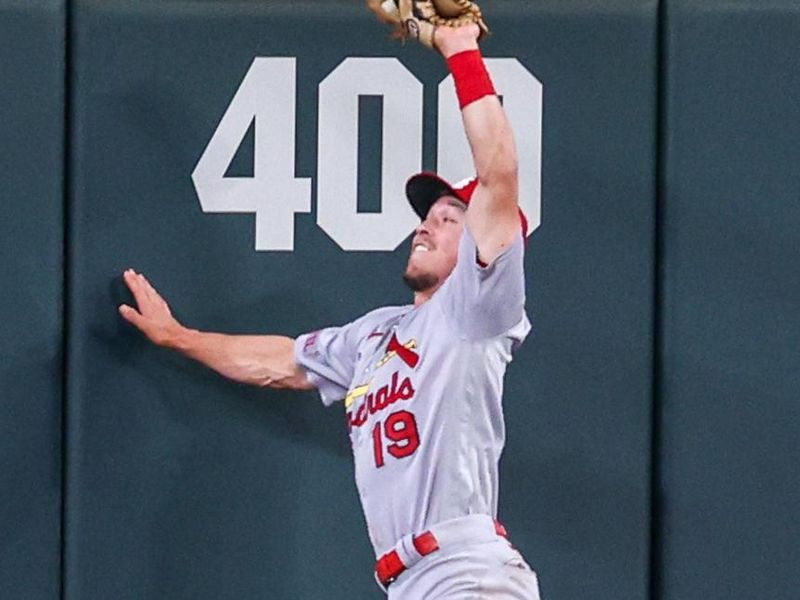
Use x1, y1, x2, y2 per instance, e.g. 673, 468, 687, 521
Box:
446, 49, 496, 109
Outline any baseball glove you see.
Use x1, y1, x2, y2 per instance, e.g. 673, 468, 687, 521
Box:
367, 0, 489, 49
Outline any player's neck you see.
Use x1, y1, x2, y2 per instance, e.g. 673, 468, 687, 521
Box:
413, 286, 439, 307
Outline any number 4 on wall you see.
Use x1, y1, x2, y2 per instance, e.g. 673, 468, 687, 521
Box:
192, 57, 542, 252
191, 58, 311, 251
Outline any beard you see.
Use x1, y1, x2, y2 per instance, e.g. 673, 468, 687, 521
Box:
402, 271, 439, 292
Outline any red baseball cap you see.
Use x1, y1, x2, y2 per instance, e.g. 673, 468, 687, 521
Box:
405, 172, 528, 238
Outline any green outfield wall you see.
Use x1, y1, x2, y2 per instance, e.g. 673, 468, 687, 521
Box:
1, 1, 797, 599
0, 1, 64, 598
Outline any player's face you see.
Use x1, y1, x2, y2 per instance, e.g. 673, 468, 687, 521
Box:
403, 196, 466, 294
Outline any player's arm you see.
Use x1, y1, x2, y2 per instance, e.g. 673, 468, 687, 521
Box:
435, 25, 521, 265
118, 269, 313, 390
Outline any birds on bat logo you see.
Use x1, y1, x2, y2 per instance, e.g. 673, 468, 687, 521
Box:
376, 333, 419, 368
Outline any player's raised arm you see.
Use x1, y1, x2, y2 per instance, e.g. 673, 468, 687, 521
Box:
118, 269, 313, 390
435, 24, 521, 265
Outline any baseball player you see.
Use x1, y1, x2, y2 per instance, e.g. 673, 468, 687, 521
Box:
119, 20, 540, 600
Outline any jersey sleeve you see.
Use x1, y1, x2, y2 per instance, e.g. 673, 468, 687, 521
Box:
294, 306, 407, 406
436, 225, 530, 342
294, 323, 360, 407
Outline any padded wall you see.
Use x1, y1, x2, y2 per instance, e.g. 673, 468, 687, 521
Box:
657, 1, 800, 599
0, 1, 64, 598
63, 1, 656, 599
498, 2, 657, 600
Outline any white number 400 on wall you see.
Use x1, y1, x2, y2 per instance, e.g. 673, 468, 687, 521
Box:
192, 57, 542, 252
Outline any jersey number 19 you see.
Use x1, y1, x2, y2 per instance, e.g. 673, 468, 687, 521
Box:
372, 410, 420, 468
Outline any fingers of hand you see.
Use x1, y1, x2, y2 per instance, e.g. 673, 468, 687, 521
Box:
123, 269, 148, 308
123, 269, 170, 315
118, 303, 142, 327
142, 275, 169, 309
119, 271, 176, 346
140, 275, 158, 305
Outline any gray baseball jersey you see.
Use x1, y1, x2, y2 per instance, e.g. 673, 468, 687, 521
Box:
294, 226, 530, 557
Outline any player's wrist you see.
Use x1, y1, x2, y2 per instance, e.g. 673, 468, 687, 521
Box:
446, 48, 496, 109
168, 324, 198, 352
437, 35, 479, 59
434, 22, 481, 58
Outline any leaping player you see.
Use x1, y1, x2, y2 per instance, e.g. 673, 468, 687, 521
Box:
120, 21, 541, 599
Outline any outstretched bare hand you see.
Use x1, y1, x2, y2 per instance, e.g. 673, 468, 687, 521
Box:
119, 269, 185, 348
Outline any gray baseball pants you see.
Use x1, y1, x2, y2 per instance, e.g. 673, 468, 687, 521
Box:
381, 515, 541, 599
